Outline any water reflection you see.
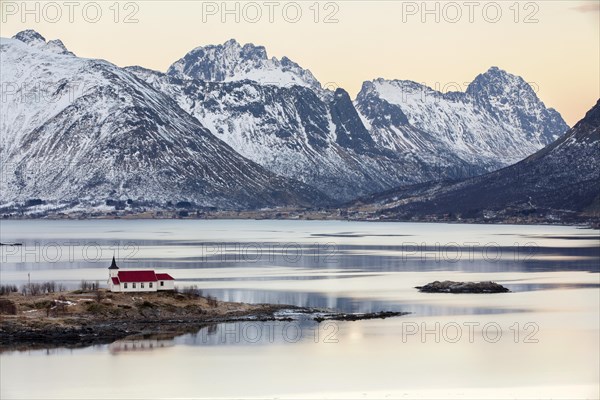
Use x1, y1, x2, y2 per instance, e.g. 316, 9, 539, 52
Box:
1, 221, 598, 399
175, 319, 324, 347
2, 242, 599, 273
109, 338, 174, 354
195, 288, 529, 316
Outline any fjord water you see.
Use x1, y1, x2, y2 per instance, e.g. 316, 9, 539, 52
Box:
1, 220, 599, 399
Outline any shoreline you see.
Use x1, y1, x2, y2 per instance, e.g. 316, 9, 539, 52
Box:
0, 290, 407, 351
1, 214, 599, 229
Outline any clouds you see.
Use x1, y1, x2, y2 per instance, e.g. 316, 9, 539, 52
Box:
571, 2, 600, 13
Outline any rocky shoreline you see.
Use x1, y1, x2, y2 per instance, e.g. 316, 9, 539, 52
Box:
0, 310, 294, 351
0, 291, 407, 351
313, 311, 408, 323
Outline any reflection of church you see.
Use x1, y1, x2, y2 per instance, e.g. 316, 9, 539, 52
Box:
108, 338, 174, 354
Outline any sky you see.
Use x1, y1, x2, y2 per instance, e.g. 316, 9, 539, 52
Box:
1, 0, 598, 125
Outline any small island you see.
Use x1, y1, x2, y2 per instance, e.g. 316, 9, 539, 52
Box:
416, 280, 510, 293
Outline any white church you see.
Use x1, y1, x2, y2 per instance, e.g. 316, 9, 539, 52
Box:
107, 257, 175, 292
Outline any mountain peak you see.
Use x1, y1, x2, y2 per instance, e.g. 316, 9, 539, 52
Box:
464, 67, 569, 143
481, 66, 517, 80
167, 39, 321, 90
240, 42, 268, 60
13, 29, 46, 45
482, 66, 513, 76
223, 38, 240, 47
46, 39, 73, 55
355, 67, 570, 167
466, 66, 531, 97
11, 29, 73, 55
573, 99, 600, 133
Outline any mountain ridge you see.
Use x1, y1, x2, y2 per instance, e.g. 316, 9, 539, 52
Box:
355, 67, 568, 169
0, 29, 576, 215
130, 39, 568, 200
350, 100, 600, 222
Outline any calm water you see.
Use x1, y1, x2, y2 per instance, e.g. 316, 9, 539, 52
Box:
1, 220, 599, 399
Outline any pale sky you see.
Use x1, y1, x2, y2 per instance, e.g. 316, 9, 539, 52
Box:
1, 0, 598, 125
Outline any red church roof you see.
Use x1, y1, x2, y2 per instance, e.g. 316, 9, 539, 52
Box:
117, 270, 158, 283
111, 277, 120, 285
156, 273, 174, 281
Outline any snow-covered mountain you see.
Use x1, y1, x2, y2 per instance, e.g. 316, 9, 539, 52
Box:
132, 44, 568, 200
0, 30, 328, 210
128, 66, 476, 201
351, 100, 599, 221
355, 68, 568, 169
1, 30, 572, 211
168, 39, 322, 91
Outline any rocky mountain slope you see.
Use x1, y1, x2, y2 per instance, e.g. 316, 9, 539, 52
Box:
351, 100, 599, 221
0, 31, 328, 211
128, 65, 475, 201
355, 68, 568, 170
130, 41, 568, 200
0, 30, 573, 212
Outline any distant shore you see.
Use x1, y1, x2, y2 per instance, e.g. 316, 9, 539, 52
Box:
0, 290, 406, 351
2, 209, 599, 228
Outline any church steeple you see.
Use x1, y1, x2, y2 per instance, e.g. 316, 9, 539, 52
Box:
108, 256, 119, 278
109, 256, 119, 270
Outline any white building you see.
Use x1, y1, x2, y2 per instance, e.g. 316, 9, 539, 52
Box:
107, 257, 175, 292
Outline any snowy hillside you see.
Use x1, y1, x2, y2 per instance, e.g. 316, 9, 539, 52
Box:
133, 44, 568, 199
128, 66, 475, 200
0, 30, 573, 212
351, 100, 599, 221
355, 68, 569, 169
0, 31, 328, 210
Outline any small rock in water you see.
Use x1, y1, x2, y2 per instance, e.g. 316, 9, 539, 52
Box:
415, 280, 510, 293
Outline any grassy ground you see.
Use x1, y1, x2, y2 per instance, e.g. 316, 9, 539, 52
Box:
0, 289, 291, 350
0, 289, 276, 322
